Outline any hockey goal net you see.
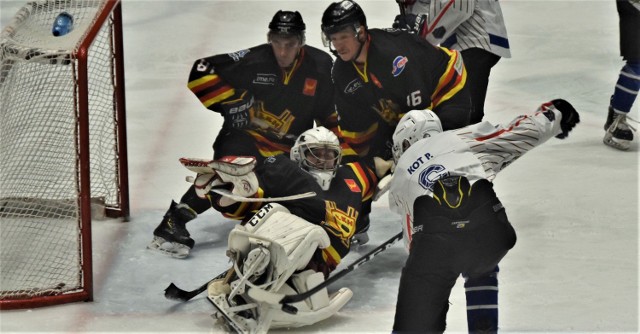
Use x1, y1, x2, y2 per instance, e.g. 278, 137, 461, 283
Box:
0, 0, 128, 309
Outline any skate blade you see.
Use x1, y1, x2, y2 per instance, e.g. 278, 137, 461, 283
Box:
147, 236, 190, 259
603, 134, 631, 151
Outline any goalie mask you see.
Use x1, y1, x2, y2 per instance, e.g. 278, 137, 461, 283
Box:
392, 109, 443, 163
291, 127, 342, 191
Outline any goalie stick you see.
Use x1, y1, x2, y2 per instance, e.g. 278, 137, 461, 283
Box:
164, 268, 233, 302
247, 231, 403, 314
209, 187, 317, 203
184, 183, 317, 202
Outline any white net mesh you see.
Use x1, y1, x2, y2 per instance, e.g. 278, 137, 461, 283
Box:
0, 0, 123, 302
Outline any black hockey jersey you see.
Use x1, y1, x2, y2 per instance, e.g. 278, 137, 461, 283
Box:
319, 161, 377, 271
209, 155, 376, 274
188, 44, 338, 156
210, 154, 326, 224
332, 29, 471, 163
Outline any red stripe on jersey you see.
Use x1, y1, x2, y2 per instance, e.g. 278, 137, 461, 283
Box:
474, 115, 531, 141
422, 0, 457, 39
200, 86, 234, 105
405, 213, 413, 250
191, 75, 221, 94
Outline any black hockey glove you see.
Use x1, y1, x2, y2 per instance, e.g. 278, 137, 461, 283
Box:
220, 89, 254, 129
551, 99, 580, 139
392, 14, 427, 36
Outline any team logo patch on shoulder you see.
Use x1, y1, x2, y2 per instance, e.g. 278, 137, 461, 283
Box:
344, 179, 361, 192
344, 78, 363, 94
303, 78, 317, 96
228, 49, 250, 62
392, 56, 408, 77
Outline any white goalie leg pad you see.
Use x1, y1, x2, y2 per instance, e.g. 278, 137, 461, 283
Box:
269, 270, 354, 329
227, 203, 330, 292
227, 203, 289, 257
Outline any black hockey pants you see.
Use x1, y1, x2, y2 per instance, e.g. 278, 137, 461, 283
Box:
460, 48, 501, 124
392, 178, 516, 333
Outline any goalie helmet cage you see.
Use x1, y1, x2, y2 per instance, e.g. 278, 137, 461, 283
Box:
0, 0, 129, 309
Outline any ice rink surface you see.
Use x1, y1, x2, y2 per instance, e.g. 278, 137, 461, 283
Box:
0, 0, 638, 333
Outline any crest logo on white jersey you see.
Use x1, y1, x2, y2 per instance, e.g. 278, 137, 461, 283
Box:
418, 164, 449, 190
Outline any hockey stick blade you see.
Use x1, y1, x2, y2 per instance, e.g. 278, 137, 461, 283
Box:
247, 231, 403, 310
164, 282, 209, 302
211, 188, 316, 202
164, 269, 229, 302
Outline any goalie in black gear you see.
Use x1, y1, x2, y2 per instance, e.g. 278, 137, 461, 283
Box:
200, 127, 375, 332
148, 10, 338, 258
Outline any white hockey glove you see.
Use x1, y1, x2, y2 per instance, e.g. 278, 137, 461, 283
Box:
373, 156, 394, 178
188, 173, 218, 198
183, 156, 259, 200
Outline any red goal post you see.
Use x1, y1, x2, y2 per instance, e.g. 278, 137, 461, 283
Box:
0, 0, 129, 309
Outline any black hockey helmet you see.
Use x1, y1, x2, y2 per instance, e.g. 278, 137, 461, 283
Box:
269, 10, 305, 35
321, 0, 367, 36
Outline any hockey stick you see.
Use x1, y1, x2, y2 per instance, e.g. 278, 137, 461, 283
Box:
396, 0, 406, 16
210, 188, 316, 202
164, 268, 233, 302
247, 231, 403, 314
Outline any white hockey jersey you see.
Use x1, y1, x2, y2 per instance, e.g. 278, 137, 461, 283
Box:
407, 0, 511, 58
389, 107, 563, 252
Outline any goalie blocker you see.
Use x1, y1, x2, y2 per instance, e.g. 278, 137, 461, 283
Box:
207, 203, 352, 332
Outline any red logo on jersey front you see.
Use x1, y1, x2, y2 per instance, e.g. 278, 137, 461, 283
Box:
344, 179, 361, 192
303, 78, 317, 96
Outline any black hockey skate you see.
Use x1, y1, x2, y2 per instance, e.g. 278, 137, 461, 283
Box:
604, 107, 635, 150
147, 201, 196, 258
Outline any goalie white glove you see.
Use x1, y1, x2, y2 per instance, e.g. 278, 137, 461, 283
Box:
181, 156, 259, 201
